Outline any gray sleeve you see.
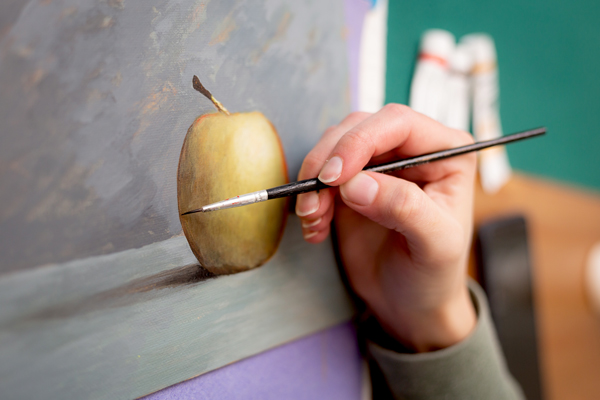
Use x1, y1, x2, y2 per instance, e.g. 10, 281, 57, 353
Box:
366, 279, 525, 400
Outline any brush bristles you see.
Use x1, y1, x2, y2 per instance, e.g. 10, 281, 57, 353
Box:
181, 208, 204, 216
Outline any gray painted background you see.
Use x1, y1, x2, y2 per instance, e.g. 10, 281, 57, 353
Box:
0, 0, 353, 399
0, 218, 354, 399
0, 0, 349, 275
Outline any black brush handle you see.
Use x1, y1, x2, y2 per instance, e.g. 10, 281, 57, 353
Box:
267, 178, 327, 199
267, 127, 546, 201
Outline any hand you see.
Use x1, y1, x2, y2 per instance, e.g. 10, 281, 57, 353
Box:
295, 104, 477, 352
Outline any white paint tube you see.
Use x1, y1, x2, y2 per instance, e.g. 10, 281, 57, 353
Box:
409, 29, 455, 122
445, 42, 473, 131
462, 33, 512, 194
358, 0, 388, 113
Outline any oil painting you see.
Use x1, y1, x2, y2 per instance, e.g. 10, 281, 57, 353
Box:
0, 0, 352, 398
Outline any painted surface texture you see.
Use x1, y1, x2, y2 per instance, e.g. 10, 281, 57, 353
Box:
0, 217, 353, 400
0, 0, 349, 275
0, 0, 353, 399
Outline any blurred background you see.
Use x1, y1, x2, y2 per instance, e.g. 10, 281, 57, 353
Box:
386, 0, 600, 189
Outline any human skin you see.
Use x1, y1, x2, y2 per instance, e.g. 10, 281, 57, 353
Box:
295, 104, 477, 352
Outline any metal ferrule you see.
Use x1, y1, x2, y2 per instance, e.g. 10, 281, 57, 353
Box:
201, 190, 268, 213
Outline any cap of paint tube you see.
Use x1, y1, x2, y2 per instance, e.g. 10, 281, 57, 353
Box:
461, 33, 497, 64
450, 42, 474, 74
420, 29, 455, 61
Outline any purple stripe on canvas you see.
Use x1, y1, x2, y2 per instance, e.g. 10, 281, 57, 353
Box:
142, 322, 362, 400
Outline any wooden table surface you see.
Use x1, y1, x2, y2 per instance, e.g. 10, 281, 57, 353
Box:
469, 173, 600, 400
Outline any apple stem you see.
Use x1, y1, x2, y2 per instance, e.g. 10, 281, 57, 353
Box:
192, 75, 230, 115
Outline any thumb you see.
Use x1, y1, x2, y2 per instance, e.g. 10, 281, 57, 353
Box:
339, 172, 461, 261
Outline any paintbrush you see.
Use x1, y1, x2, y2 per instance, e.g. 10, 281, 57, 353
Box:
181, 127, 545, 215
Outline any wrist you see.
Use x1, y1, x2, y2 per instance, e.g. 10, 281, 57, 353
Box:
378, 285, 476, 353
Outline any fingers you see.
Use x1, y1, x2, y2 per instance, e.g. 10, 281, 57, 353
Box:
296, 105, 475, 245
296, 112, 370, 242
301, 201, 334, 243
297, 111, 372, 181
339, 171, 467, 263
295, 188, 336, 243
317, 104, 472, 186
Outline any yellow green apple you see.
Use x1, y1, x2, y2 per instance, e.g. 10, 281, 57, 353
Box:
177, 76, 289, 275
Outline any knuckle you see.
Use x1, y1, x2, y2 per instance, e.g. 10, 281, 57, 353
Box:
455, 130, 477, 165
455, 129, 475, 146
390, 182, 423, 228
382, 103, 412, 121
344, 125, 375, 151
322, 125, 338, 139
300, 151, 325, 178
345, 111, 370, 124
445, 129, 476, 169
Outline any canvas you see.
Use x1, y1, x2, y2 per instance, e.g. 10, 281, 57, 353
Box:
0, 0, 353, 398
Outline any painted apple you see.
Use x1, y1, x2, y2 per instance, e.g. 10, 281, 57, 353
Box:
177, 76, 289, 275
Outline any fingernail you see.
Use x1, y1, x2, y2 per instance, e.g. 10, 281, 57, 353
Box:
296, 192, 320, 217
303, 231, 319, 239
340, 172, 378, 206
301, 217, 322, 229
318, 156, 343, 183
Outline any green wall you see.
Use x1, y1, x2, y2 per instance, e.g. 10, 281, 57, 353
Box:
385, 0, 600, 191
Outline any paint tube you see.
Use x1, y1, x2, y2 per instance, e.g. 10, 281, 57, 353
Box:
462, 33, 511, 193
445, 42, 473, 131
358, 0, 388, 113
409, 29, 455, 122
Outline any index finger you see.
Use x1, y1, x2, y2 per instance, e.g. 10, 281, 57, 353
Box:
316, 104, 472, 185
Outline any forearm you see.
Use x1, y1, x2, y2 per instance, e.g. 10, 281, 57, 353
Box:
373, 280, 476, 353
363, 279, 524, 400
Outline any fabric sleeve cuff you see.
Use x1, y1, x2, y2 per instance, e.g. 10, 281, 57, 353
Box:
365, 279, 524, 399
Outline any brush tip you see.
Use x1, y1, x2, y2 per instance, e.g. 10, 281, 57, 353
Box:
181, 208, 203, 216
